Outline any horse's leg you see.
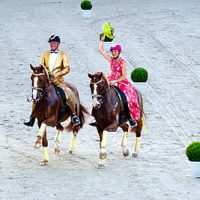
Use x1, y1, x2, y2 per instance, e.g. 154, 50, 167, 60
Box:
54, 130, 62, 154
36, 122, 49, 165
121, 131, 129, 157
120, 124, 129, 157
41, 130, 49, 166
69, 131, 77, 155
98, 130, 108, 169
34, 121, 42, 148
132, 121, 142, 158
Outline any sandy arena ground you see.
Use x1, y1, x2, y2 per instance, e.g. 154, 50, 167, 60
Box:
0, 0, 200, 199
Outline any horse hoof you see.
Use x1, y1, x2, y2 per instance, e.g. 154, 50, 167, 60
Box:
97, 164, 105, 169
69, 150, 75, 155
40, 160, 48, 166
99, 153, 107, 160
123, 149, 129, 157
54, 148, 60, 154
34, 142, 41, 148
132, 152, 138, 158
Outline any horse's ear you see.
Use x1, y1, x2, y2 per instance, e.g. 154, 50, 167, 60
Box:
97, 72, 103, 79
40, 64, 44, 69
88, 73, 93, 79
30, 64, 34, 71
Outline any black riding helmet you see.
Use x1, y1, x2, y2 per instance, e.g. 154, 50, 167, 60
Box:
48, 35, 60, 43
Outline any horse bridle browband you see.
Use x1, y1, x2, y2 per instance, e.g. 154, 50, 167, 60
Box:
90, 79, 110, 105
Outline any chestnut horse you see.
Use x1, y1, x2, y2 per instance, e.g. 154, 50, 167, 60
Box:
88, 72, 144, 168
30, 64, 89, 165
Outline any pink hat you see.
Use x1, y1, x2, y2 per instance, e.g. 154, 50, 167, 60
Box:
110, 44, 122, 52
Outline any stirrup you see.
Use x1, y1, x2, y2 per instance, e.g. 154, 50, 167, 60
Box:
71, 115, 80, 126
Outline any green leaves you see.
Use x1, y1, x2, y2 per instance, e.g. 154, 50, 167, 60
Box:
81, 0, 92, 10
186, 142, 200, 161
103, 22, 115, 40
131, 67, 148, 82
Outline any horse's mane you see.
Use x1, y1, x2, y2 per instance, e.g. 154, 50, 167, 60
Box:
42, 65, 50, 81
101, 73, 109, 87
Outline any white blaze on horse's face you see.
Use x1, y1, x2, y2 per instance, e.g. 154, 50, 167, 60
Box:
32, 77, 38, 100
92, 83, 100, 108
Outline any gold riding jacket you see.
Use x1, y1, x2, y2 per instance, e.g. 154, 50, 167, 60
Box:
40, 50, 70, 85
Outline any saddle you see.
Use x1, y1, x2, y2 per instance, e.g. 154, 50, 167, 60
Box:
52, 84, 67, 108
112, 85, 130, 124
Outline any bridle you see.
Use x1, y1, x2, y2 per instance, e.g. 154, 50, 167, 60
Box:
90, 79, 110, 107
32, 72, 48, 102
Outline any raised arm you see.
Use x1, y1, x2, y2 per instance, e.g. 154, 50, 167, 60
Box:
99, 35, 112, 63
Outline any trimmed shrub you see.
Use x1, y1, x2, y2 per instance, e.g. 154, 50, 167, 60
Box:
81, 0, 92, 10
131, 67, 148, 82
186, 142, 200, 161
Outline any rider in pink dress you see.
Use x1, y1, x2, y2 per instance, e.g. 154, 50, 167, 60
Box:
99, 35, 140, 127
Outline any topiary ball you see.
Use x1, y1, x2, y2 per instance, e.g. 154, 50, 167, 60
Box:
131, 67, 148, 82
186, 142, 200, 161
81, 0, 92, 10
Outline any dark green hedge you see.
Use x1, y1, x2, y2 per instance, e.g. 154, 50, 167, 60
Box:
131, 67, 148, 82
81, 0, 92, 10
186, 142, 200, 161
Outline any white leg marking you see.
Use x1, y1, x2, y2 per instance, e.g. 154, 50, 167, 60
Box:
54, 131, 62, 154
38, 123, 47, 138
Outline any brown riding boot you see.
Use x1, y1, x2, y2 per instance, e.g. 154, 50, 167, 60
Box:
24, 101, 36, 127
66, 98, 80, 126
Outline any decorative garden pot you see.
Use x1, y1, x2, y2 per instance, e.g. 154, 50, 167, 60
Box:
82, 10, 91, 18
133, 82, 147, 94
190, 161, 200, 177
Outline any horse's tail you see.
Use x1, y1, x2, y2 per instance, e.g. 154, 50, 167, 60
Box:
137, 90, 148, 132
79, 104, 90, 128
65, 104, 89, 132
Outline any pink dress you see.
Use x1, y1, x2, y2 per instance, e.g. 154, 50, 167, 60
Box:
107, 58, 140, 120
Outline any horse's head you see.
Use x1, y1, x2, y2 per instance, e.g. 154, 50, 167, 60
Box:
88, 72, 109, 109
30, 64, 49, 101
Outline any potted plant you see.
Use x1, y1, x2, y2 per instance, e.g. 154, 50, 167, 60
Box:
186, 142, 200, 177
131, 67, 148, 94
99, 22, 115, 51
81, 0, 92, 19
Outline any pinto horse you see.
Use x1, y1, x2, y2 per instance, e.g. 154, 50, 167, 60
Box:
30, 64, 88, 165
88, 72, 144, 168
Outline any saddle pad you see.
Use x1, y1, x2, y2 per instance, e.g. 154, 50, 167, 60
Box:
112, 85, 128, 111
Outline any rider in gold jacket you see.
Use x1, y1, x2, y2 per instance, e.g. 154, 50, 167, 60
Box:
24, 35, 80, 127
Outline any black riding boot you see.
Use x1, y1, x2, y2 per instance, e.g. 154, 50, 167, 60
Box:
66, 98, 81, 126
89, 119, 97, 127
129, 118, 137, 127
24, 117, 35, 127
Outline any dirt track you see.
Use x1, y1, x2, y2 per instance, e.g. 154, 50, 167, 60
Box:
0, 0, 200, 199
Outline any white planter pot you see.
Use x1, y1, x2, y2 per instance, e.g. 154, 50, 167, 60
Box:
133, 82, 147, 94
82, 10, 91, 18
190, 161, 200, 177
104, 41, 113, 52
